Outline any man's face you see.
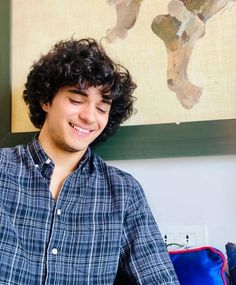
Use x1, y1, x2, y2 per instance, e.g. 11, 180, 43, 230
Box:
40, 86, 112, 155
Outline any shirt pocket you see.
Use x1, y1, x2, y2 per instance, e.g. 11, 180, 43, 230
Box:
0, 207, 36, 262
63, 213, 122, 276
0, 206, 18, 250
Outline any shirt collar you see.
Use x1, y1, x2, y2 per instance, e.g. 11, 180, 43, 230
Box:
27, 137, 92, 174
27, 136, 51, 168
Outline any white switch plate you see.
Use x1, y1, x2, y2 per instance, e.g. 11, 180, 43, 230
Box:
159, 224, 208, 249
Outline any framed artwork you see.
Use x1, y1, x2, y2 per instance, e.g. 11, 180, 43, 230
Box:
1, 0, 236, 160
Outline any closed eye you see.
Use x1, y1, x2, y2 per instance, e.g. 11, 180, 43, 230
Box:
97, 107, 106, 114
69, 98, 83, 105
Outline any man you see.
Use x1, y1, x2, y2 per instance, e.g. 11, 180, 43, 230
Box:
0, 38, 179, 284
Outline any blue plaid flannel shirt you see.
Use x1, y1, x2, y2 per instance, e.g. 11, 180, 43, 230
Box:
0, 138, 179, 284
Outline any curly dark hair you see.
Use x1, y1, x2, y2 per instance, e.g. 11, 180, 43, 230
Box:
23, 38, 137, 144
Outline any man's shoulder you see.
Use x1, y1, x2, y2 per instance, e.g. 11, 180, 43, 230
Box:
92, 153, 140, 187
91, 153, 144, 205
0, 144, 27, 163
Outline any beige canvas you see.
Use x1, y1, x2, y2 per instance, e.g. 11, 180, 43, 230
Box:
11, 0, 236, 132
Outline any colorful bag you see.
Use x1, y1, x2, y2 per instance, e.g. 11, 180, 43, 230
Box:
169, 246, 227, 285
225, 242, 236, 285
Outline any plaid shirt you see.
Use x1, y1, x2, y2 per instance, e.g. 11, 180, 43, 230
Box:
0, 138, 179, 285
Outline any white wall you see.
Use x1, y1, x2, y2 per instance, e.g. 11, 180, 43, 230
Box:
107, 155, 236, 255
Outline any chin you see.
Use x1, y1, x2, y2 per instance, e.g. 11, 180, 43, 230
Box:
57, 140, 87, 153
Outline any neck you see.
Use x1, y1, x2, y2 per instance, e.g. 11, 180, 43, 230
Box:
38, 133, 86, 174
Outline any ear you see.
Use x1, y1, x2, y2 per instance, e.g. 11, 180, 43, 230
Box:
41, 102, 49, 112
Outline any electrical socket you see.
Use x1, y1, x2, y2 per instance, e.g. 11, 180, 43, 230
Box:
159, 224, 208, 249
163, 232, 175, 246
178, 233, 197, 248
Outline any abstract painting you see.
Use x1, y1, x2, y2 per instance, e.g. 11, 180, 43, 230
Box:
105, 0, 236, 109
10, 0, 236, 133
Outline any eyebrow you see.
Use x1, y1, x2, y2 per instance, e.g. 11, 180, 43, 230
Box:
68, 87, 112, 105
68, 88, 88, 96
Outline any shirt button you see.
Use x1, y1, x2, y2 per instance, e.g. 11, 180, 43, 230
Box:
34, 164, 39, 168
52, 248, 58, 255
57, 209, 61, 216
45, 158, 51, 164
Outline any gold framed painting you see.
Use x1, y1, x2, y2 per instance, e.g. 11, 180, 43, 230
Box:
1, 0, 236, 159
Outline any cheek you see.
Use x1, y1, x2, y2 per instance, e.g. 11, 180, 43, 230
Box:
101, 115, 109, 128
96, 118, 108, 134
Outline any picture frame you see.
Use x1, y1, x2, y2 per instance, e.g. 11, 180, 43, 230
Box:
1, 0, 236, 160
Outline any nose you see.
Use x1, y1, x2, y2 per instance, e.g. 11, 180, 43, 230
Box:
79, 104, 96, 124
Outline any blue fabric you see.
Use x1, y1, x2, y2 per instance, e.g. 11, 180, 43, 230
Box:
169, 246, 227, 285
225, 242, 236, 285
0, 138, 179, 285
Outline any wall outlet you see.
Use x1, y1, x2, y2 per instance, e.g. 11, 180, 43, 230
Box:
159, 224, 208, 249
178, 233, 197, 248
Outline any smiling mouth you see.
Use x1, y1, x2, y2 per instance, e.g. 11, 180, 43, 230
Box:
69, 123, 91, 134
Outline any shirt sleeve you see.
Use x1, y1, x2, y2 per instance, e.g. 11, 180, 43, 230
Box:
115, 181, 180, 285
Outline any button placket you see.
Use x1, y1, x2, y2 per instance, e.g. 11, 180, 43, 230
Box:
49, 210, 61, 257
51, 206, 62, 256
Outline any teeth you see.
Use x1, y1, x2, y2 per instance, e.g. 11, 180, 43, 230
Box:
71, 123, 90, 134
